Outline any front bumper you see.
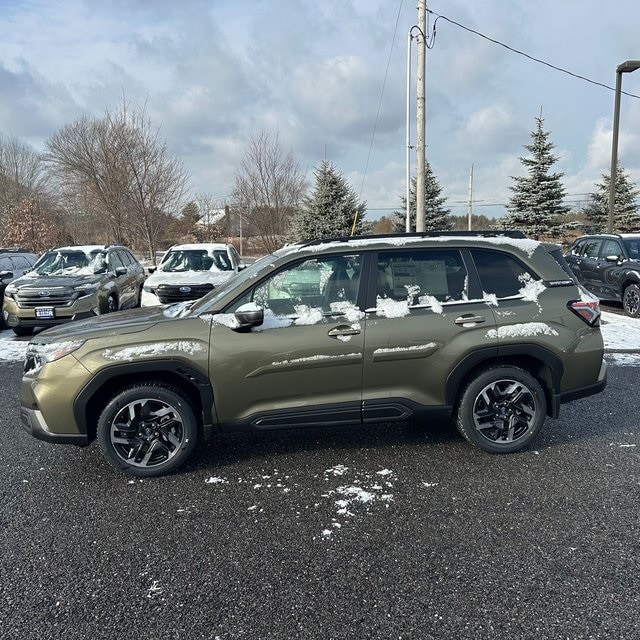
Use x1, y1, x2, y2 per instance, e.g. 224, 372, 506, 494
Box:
20, 406, 89, 446
3, 295, 100, 328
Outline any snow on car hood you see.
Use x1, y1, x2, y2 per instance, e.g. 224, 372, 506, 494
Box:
145, 269, 235, 287
12, 272, 103, 288
33, 306, 169, 341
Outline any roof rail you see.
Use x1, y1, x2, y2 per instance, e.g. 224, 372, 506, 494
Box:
299, 230, 526, 248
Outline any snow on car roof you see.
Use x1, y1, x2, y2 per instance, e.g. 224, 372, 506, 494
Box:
294, 234, 541, 257
51, 245, 106, 254
167, 243, 230, 251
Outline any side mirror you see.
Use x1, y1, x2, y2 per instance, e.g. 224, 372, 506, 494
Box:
605, 254, 620, 263
0, 270, 13, 280
115, 266, 127, 276
238, 262, 247, 271
233, 302, 264, 330
147, 266, 157, 274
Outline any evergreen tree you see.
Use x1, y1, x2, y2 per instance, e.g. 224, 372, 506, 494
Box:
504, 115, 569, 239
291, 160, 366, 241
583, 165, 640, 233
392, 162, 452, 232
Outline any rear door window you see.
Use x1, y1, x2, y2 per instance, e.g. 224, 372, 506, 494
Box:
600, 239, 622, 259
376, 249, 467, 306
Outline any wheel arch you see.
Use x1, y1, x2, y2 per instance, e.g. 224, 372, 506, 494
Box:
445, 346, 564, 418
73, 360, 215, 443
620, 276, 640, 295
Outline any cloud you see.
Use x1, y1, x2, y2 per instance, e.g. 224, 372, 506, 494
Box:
456, 103, 525, 154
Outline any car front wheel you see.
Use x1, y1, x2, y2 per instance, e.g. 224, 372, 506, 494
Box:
456, 366, 546, 453
623, 283, 640, 317
97, 384, 198, 477
12, 326, 34, 337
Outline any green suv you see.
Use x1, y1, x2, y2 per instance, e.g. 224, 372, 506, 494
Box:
19, 232, 607, 477
4, 244, 145, 336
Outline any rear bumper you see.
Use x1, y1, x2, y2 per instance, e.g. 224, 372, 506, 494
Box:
20, 406, 89, 446
551, 359, 608, 417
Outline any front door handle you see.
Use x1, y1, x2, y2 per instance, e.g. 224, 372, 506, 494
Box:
454, 315, 486, 325
327, 325, 361, 337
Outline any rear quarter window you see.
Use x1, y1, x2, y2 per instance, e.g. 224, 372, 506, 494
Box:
471, 249, 536, 298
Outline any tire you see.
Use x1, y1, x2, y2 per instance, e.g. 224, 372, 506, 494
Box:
97, 384, 198, 477
455, 366, 546, 454
623, 283, 640, 317
105, 294, 118, 314
13, 326, 34, 337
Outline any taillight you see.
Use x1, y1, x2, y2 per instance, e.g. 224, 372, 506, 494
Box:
568, 300, 600, 326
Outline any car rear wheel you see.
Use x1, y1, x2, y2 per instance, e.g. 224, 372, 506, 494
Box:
97, 384, 198, 477
455, 366, 546, 453
623, 283, 640, 317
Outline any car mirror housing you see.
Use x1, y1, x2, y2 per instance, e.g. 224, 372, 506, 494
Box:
234, 303, 264, 330
605, 255, 621, 263
0, 270, 13, 279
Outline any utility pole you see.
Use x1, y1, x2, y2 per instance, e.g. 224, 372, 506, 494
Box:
415, 0, 426, 232
467, 165, 474, 231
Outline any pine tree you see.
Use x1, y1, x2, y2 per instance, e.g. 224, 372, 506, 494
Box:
392, 162, 452, 232
583, 165, 640, 233
290, 160, 366, 241
504, 115, 569, 239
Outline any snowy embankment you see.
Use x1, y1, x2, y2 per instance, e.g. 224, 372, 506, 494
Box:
0, 311, 639, 364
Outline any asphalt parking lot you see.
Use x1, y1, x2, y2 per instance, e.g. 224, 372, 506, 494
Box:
1, 357, 638, 640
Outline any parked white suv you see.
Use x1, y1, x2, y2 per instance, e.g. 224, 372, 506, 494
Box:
141, 243, 245, 306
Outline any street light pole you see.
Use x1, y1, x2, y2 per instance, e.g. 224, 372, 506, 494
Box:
608, 60, 640, 233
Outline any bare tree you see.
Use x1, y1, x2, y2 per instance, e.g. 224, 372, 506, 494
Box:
44, 100, 188, 256
1, 197, 61, 253
120, 105, 188, 259
57, 183, 107, 245
0, 134, 49, 233
45, 114, 131, 244
232, 130, 306, 253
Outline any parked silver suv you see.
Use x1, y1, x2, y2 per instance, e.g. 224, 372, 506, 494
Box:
3, 244, 145, 336
0, 248, 38, 327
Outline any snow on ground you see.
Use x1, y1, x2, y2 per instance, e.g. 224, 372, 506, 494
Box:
1, 310, 640, 364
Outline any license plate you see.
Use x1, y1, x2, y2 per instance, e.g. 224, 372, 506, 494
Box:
35, 307, 55, 319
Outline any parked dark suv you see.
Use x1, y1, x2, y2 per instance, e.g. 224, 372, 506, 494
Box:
4, 244, 145, 335
0, 248, 38, 327
19, 232, 607, 476
564, 233, 640, 317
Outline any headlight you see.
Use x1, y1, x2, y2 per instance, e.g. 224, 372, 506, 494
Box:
143, 283, 156, 293
5, 283, 17, 296
24, 340, 86, 375
74, 283, 100, 296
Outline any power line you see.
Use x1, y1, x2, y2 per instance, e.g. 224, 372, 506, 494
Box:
358, 0, 405, 201
428, 10, 640, 100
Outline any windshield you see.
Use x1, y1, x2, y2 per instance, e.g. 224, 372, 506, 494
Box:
159, 249, 232, 272
32, 250, 107, 276
188, 254, 279, 315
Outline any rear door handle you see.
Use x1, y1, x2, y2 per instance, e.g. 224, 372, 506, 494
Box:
327, 325, 361, 337
454, 315, 486, 325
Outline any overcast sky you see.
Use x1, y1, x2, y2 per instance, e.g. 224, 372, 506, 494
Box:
1, 0, 640, 220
